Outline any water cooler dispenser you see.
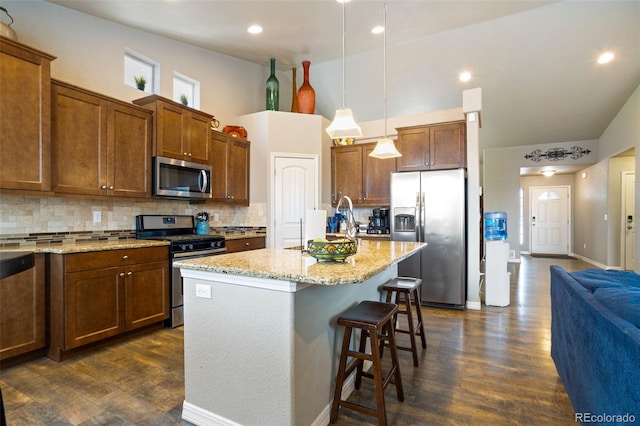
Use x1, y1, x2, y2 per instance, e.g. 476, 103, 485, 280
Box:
484, 212, 510, 307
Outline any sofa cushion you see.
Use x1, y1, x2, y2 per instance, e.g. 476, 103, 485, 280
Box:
593, 286, 640, 328
570, 268, 640, 292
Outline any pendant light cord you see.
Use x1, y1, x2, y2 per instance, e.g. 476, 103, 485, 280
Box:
383, 1, 388, 137
342, 0, 346, 108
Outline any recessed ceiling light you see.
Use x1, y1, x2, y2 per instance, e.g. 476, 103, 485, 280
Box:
542, 170, 556, 177
597, 51, 614, 64
459, 71, 472, 82
371, 26, 384, 34
247, 25, 263, 34
336, 0, 352, 3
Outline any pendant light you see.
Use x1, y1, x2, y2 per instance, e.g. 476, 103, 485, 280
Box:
326, 0, 362, 139
369, 1, 402, 159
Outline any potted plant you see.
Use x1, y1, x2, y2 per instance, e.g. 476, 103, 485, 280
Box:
180, 94, 188, 106
134, 76, 146, 91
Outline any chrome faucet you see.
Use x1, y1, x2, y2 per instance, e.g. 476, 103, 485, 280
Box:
336, 195, 357, 240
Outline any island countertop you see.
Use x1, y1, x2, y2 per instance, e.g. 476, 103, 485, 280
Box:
174, 239, 425, 285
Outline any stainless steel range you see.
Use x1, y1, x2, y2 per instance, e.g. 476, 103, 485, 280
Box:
135, 214, 225, 327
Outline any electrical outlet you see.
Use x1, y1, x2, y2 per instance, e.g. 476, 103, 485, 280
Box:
583, 243, 587, 249
509, 250, 516, 259
214, 213, 220, 222
93, 211, 101, 223
195, 284, 212, 299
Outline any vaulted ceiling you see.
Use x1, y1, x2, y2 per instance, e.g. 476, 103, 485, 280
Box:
48, 0, 640, 157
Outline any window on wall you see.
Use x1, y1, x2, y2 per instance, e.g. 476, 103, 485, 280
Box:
173, 71, 200, 109
124, 49, 158, 94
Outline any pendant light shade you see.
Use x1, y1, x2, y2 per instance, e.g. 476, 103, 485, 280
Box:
326, 107, 361, 138
369, 1, 401, 159
326, 0, 362, 139
369, 137, 401, 159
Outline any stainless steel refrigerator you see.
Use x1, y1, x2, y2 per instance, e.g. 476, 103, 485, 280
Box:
391, 169, 466, 308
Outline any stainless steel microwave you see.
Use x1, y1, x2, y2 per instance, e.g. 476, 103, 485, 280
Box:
153, 156, 212, 200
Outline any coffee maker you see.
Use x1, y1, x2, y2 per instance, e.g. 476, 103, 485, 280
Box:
367, 208, 390, 234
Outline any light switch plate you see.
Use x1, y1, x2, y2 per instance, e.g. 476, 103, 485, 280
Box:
195, 284, 212, 299
93, 211, 101, 223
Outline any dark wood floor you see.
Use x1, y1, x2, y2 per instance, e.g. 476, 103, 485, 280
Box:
0, 255, 591, 425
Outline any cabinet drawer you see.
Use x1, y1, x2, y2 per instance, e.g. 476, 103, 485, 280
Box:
225, 237, 266, 253
65, 246, 168, 272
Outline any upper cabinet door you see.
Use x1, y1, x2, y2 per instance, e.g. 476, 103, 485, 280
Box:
155, 101, 186, 160
362, 142, 396, 206
395, 127, 430, 172
0, 39, 55, 192
331, 145, 363, 205
227, 139, 250, 205
429, 122, 466, 170
108, 103, 153, 198
187, 112, 211, 164
52, 82, 108, 196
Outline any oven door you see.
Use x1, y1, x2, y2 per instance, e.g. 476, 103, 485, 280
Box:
154, 156, 212, 200
171, 248, 225, 327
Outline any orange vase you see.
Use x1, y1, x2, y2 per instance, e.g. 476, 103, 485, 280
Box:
297, 60, 315, 114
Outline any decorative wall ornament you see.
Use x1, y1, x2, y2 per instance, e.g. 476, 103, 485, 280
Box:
524, 146, 591, 162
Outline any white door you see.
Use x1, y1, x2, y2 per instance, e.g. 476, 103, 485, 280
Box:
530, 186, 570, 255
622, 172, 635, 270
273, 155, 318, 248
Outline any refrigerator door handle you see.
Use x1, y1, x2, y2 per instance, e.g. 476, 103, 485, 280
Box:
415, 191, 421, 242
420, 191, 426, 243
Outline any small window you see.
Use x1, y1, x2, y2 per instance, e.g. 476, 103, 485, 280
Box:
124, 48, 158, 93
173, 71, 200, 109
538, 191, 560, 200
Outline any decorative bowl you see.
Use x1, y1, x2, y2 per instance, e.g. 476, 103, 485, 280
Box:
307, 239, 357, 262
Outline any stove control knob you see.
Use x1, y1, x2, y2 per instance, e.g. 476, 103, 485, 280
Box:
217, 240, 225, 248
180, 244, 187, 251
188, 244, 194, 251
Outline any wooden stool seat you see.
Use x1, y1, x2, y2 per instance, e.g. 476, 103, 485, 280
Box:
330, 301, 404, 425
382, 277, 427, 367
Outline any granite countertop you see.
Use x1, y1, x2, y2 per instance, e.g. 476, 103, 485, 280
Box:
221, 232, 266, 240
0, 239, 169, 254
174, 239, 426, 285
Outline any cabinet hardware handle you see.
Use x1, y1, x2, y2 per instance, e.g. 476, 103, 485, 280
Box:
101, 185, 107, 189
127, 271, 133, 276
119, 272, 125, 277
184, 152, 188, 156
122, 255, 129, 259
108, 185, 114, 190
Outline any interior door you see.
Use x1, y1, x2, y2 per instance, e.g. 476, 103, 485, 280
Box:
273, 155, 318, 248
530, 186, 570, 255
622, 171, 635, 270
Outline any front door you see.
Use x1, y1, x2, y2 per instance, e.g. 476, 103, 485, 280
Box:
273, 155, 318, 248
530, 186, 570, 255
622, 171, 635, 270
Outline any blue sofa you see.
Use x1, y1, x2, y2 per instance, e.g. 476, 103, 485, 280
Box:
550, 266, 640, 421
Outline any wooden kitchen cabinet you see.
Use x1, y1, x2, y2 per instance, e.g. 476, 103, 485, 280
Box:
0, 37, 55, 193
0, 254, 46, 364
210, 131, 250, 205
51, 80, 153, 199
225, 236, 266, 253
331, 142, 396, 206
133, 95, 211, 164
395, 121, 466, 171
48, 246, 169, 361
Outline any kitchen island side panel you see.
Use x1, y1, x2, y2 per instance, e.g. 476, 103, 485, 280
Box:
181, 265, 397, 426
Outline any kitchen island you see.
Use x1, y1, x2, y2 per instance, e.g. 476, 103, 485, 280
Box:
175, 239, 425, 426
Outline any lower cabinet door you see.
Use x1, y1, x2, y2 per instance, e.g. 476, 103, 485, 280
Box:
65, 266, 125, 349
125, 260, 170, 330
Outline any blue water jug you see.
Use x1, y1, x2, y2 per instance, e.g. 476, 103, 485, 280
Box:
484, 211, 507, 241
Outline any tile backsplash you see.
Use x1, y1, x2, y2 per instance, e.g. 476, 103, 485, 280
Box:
0, 194, 267, 236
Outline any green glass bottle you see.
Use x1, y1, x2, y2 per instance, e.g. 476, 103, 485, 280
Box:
266, 57, 279, 111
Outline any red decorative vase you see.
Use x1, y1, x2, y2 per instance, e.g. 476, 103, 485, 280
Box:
297, 60, 315, 114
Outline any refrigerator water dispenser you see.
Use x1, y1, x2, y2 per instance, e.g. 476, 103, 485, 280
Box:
395, 214, 415, 232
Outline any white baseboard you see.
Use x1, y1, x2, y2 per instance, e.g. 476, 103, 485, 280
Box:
466, 300, 481, 310
570, 253, 610, 270
182, 401, 242, 426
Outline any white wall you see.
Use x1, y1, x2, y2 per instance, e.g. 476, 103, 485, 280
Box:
5, 0, 266, 126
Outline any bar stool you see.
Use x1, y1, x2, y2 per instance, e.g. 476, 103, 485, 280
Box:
330, 301, 404, 425
381, 277, 427, 367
